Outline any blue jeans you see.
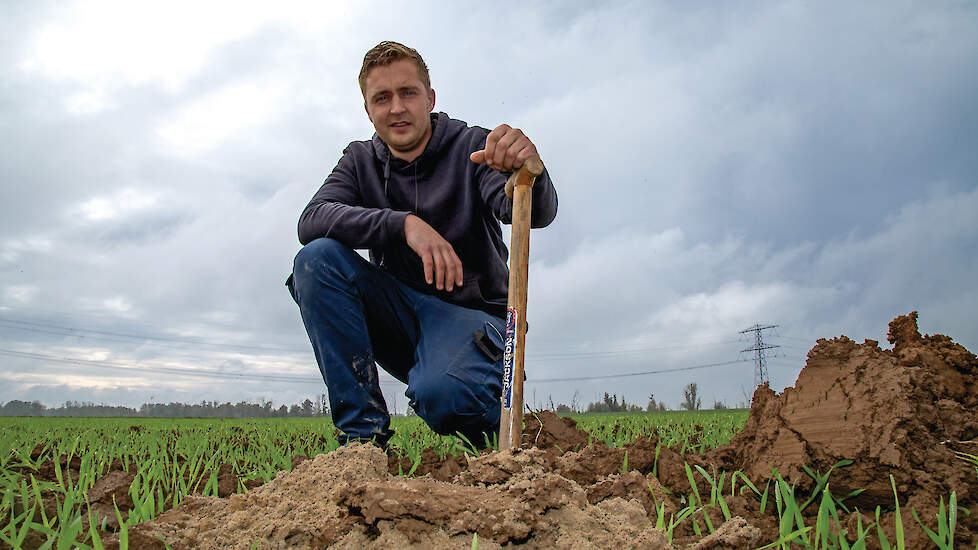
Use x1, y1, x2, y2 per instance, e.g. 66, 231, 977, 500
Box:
288, 238, 505, 447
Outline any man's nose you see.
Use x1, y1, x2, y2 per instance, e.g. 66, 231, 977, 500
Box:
390, 95, 406, 114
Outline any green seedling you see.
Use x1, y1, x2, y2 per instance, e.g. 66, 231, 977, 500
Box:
912, 492, 956, 550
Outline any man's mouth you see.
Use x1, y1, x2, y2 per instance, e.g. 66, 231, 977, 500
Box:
391, 121, 410, 128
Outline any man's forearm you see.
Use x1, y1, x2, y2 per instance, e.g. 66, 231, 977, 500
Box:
298, 199, 409, 247
479, 167, 558, 229
528, 169, 558, 229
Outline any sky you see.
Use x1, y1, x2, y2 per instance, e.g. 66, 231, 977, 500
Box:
1, 1, 976, 412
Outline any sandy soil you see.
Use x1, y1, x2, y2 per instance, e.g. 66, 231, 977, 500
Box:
90, 313, 978, 548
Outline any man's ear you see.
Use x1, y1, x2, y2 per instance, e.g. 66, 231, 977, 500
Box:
428, 88, 436, 112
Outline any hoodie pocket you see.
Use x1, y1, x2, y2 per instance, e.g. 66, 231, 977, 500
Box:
439, 274, 485, 307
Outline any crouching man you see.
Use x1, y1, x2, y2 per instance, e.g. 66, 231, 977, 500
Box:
287, 41, 557, 448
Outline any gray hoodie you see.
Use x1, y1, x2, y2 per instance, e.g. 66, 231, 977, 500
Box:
297, 112, 558, 318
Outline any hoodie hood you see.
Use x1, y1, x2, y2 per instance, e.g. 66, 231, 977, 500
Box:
370, 112, 467, 171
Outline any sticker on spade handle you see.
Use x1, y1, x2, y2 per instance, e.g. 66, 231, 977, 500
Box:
501, 307, 518, 410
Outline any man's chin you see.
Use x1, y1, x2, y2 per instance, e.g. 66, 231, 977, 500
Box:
386, 138, 420, 153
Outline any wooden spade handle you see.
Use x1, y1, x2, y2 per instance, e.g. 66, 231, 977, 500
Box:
504, 155, 544, 198
498, 154, 542, 451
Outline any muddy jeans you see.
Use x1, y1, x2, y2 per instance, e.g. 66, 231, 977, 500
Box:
287, 238, 505, 448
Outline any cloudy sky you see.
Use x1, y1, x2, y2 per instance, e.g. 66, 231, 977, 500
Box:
1, 1, 976, 412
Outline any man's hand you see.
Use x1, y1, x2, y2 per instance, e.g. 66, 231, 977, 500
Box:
404, 214, 463, 291
470, 124, 538, 172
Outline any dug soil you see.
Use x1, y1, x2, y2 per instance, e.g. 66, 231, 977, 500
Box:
116, 312, 977, 549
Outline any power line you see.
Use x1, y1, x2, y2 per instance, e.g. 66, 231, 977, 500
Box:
0, 348, 317, 382
0, 317, 309, 353
1, 317, 746, 362
525, 339, 741, 360
774, 334, 818, 343
529, 331, 738, 346
0, 348, 404, 386
767, 356, 805, 365
0, 321, 308, 357
0, 347, 753, 388
526, 359, 750, 383
777, 344, 811, 351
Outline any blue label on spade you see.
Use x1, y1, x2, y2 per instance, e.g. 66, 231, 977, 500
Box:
501, 307, 517, 410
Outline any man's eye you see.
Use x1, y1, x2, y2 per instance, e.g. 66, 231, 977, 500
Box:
403, 90, 416, 96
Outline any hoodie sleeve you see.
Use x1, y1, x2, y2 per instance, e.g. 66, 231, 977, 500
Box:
297, 146, 410, 247
475, 137, 558, 228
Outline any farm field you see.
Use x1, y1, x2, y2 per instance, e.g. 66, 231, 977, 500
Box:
1, 411, 745, 549
2, 312, 977, 549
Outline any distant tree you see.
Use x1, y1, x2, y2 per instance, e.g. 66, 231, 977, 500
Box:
586, 393, 641, 413
586, 393, 612, 413
712, 400, 727, 410
646, 393, 667, 412
681, 382, 702, 411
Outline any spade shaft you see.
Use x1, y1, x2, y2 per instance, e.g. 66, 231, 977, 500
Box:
498, 154, 543, 451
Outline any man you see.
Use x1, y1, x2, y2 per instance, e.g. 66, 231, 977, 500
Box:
287, 41, 557, 448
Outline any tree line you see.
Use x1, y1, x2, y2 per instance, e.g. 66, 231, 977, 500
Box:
2, 382, 734, 418
0, 396, 332, 418
552, 383, 730, 414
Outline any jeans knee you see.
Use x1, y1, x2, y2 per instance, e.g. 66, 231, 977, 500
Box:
294, 238, 350, 270
292, 238, 357, 291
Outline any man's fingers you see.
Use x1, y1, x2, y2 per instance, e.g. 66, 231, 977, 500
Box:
484, 124, 510, 171
421, 251, 434, 285
404, 214, 466, 290
444, 249, 463, 291
472, 125, 539, 172
504, 139, 532, 170
432, 248, 446, 290
515, 142, 537, 167
492, 130, 520, 170
442, 249, 456, 292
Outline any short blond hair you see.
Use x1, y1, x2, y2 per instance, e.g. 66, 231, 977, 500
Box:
358, 41, 430, 94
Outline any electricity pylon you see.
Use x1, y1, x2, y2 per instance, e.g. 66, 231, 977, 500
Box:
740, 324, 779, 387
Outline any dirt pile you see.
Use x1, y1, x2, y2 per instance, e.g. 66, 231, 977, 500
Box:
707, 312, 978, 509
125, 443, 681, 549
122, 312, 977, 549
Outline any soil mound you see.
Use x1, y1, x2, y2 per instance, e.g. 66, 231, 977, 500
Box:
124, 312, 977, 549
127, 442, 672, 549
707, 312, 978, 509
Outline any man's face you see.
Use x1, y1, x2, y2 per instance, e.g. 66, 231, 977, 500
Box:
363, 59, 436, 161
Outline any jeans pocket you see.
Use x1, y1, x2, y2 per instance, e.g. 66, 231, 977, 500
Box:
447, 337, 504, 415
285, 273, 298, 303
473, 326, 503, 362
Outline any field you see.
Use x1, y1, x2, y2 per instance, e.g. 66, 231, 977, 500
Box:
0, 411, 746, 549
1, 411, 742, 549
2, 312, 977, 549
